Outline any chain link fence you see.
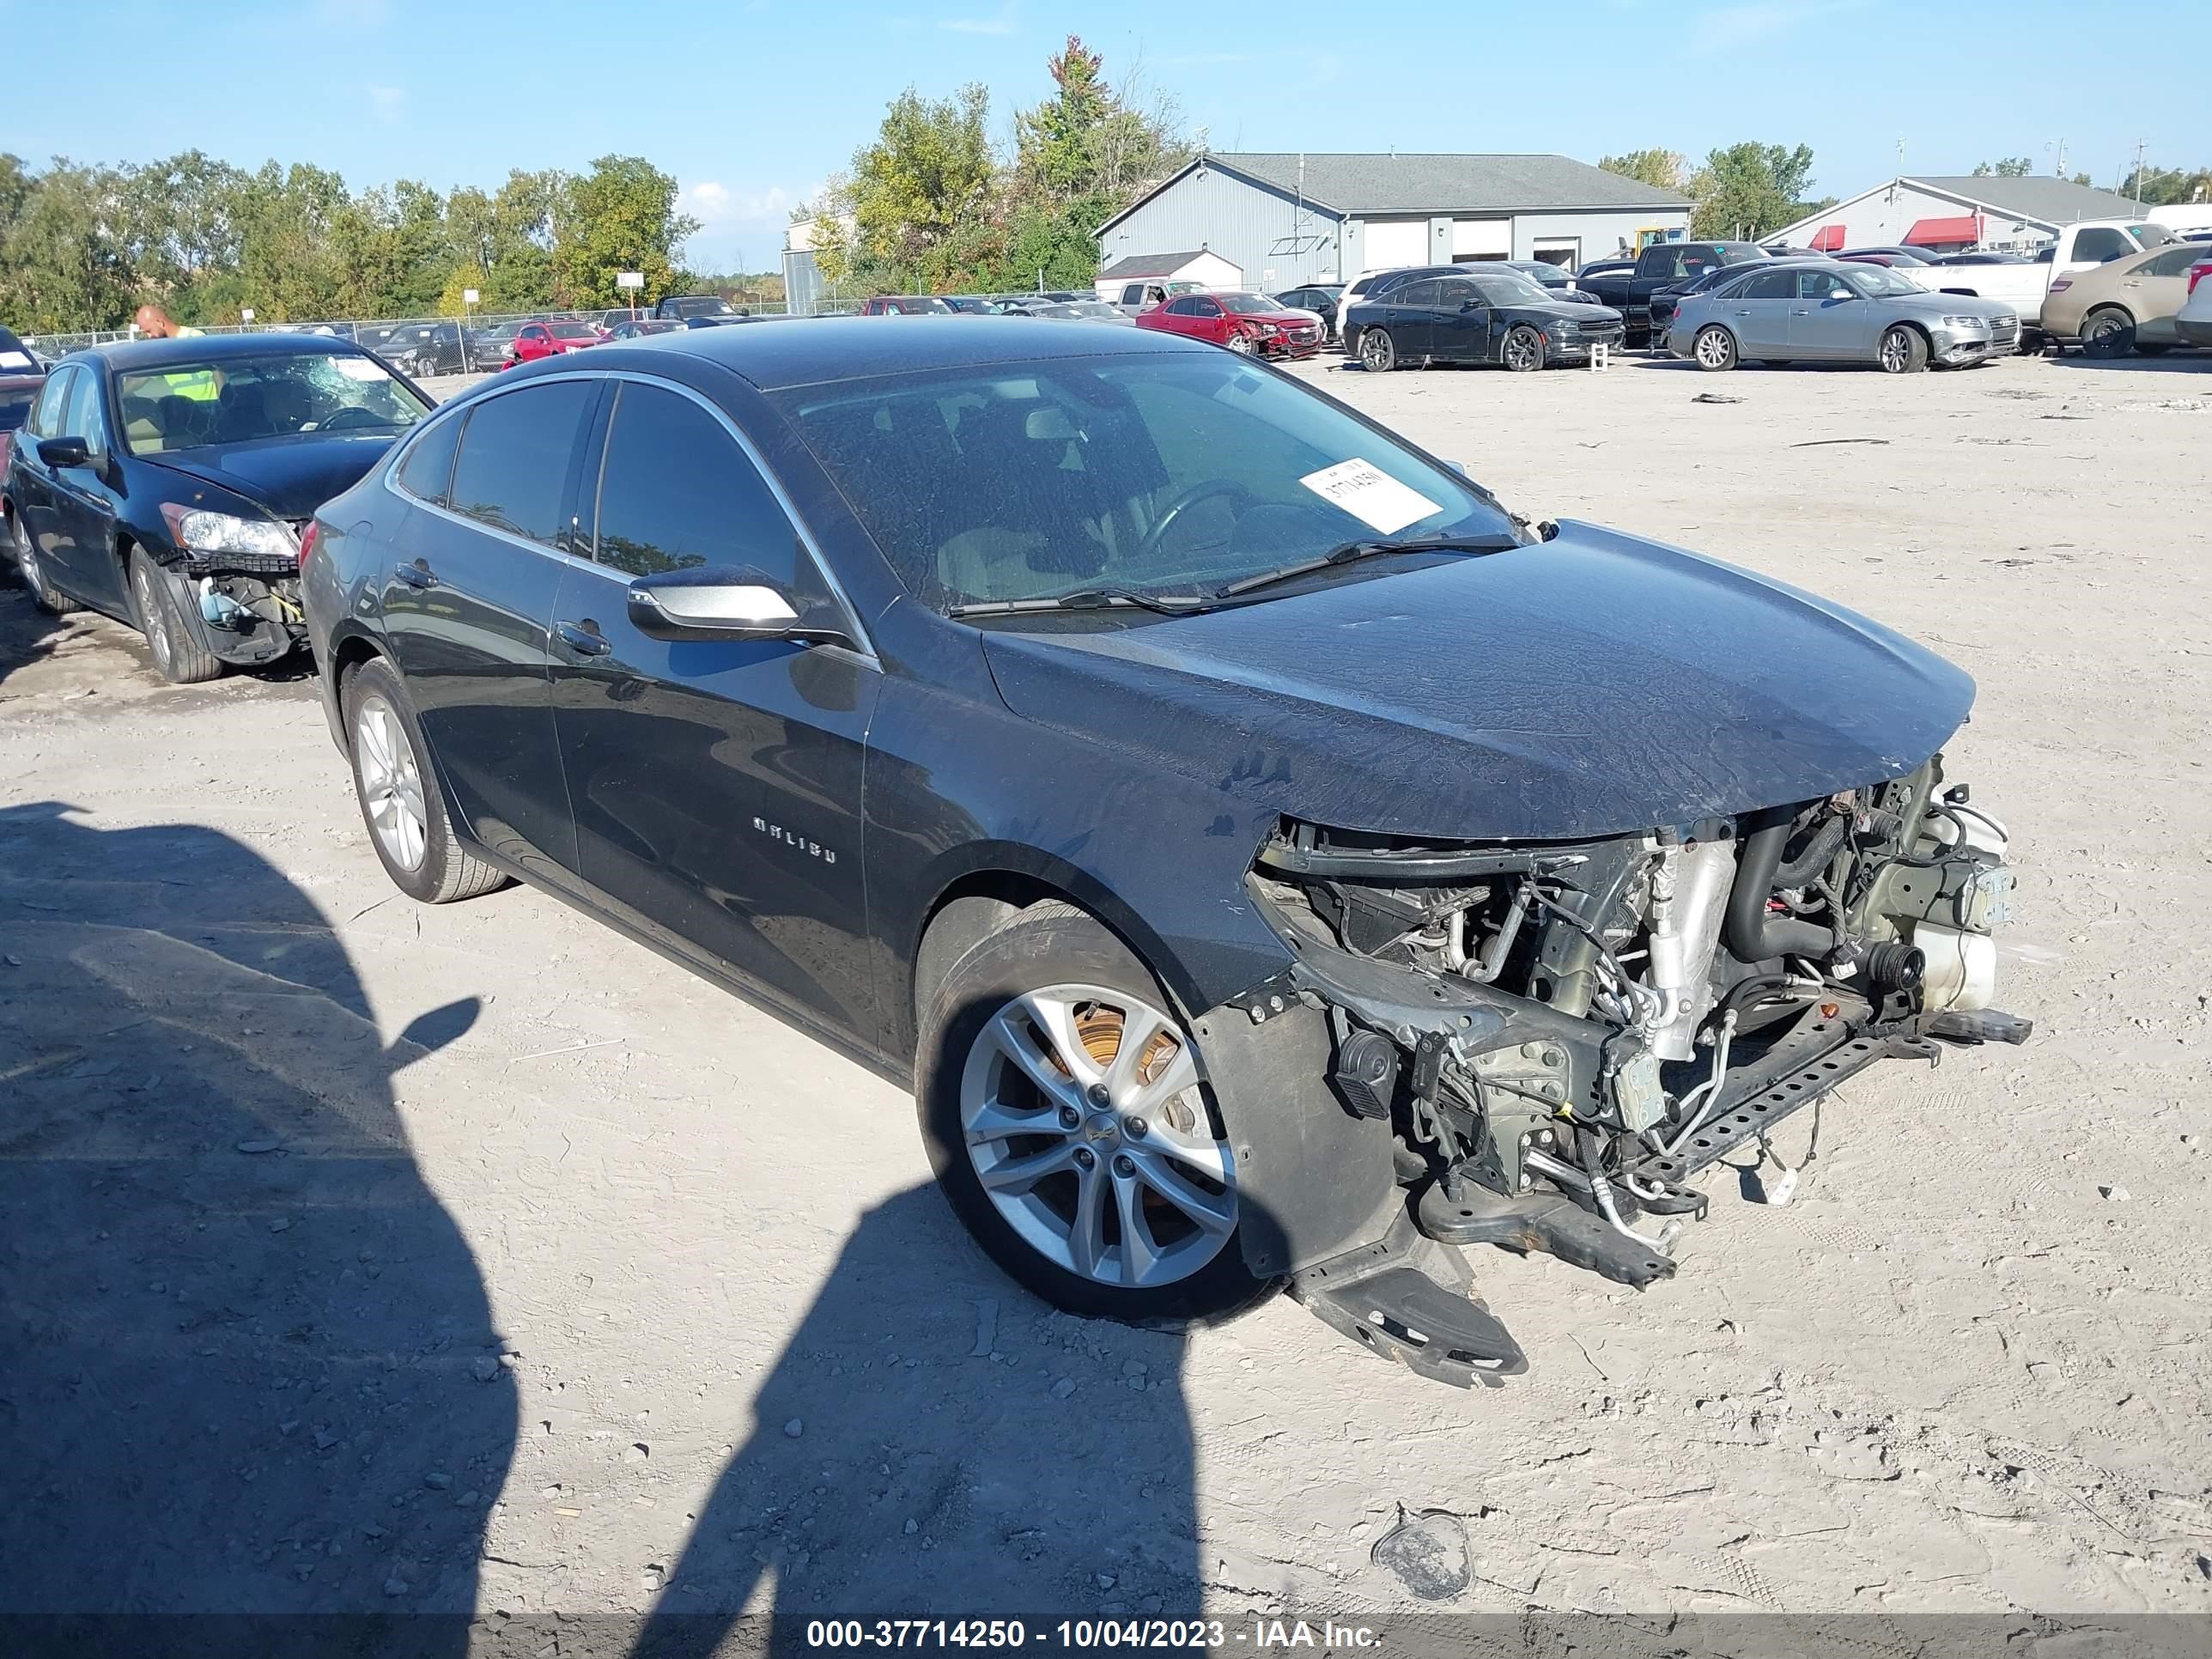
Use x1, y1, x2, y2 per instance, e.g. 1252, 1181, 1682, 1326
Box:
18, 298, 872, 369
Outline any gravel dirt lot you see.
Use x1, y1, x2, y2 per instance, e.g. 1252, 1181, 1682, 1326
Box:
3, 347, 2209, 1650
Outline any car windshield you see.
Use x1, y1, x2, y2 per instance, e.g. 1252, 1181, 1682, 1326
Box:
117, 352, 432, 454
1222, 294, 1287, 314
776, 352, 1516, 613
1475, 273, 1552, 304
478, 325, 522, 344
548, 321, 598, 339
1842, 266, 1926, 299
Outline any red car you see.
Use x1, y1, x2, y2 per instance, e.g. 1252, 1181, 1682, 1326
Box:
505, 319, 606, 366
1133, 290, 1325, 357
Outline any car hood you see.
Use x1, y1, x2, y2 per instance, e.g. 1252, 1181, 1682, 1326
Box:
979, 520, 1974, 841
145, 434, 402, 519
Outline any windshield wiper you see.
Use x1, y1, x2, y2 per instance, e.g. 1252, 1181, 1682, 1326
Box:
1212, 532, 1523, 599
945, 587, 1212, 620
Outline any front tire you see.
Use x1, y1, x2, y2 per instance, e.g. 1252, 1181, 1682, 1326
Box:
1692, 325, 1738, 372
129, 547, 222, 684
1359, 327, 1398, 373
9, 511, 80, 615
917, 902, 1269, 1324
1878, 325, 1929, 374
342, 655, 507, 904
1501, 325, 1545, 373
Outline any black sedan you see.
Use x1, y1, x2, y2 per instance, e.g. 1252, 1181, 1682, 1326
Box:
1346, 269, 1626, 372
299, 319, 2025, 1372
2, 334, 433, 681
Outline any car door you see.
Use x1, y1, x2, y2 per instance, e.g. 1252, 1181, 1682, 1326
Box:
1722, 269, 1798, 356
45, 365, 129, 611
9, 366, 74, 575
544, 375, 881, 1036
1383, 280, 1438, 356
1182, 295, 1226, 343
2121, 245, 2201, 343
380, 378, 596, 879
1429, 277, 1486, 362
1786, 267, 1869, 359
515, 324, 551, 362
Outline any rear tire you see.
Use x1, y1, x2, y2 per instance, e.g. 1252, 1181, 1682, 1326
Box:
1692, 325, 1738, 372
1359, 328, 1398, 373
2079, 307, 2136, 357
128, 547, 222, 684
342, 655, 507, 904
1877, 325, 1929, 374
9, 510, 80, 615
917, 902, 1272, 1325
1501, 325, 1545, 373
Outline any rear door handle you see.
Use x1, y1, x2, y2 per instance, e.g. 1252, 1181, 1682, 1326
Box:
394, 559, 437, 589
554, 620, 611, 657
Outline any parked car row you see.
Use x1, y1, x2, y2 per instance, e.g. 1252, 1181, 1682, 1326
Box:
1666, 258, 2019, 373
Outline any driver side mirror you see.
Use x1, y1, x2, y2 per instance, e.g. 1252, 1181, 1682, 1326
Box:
37, 435, 90, 469
626, 564, 853, 647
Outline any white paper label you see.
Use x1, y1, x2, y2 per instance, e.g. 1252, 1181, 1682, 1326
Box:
0, 350, 33, 370
331, 356, 386, 381
1299, 459, 1441, 536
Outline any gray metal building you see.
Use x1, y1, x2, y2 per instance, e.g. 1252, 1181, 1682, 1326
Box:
1096, 153, 1694, 288
1768, 175, 2154, 254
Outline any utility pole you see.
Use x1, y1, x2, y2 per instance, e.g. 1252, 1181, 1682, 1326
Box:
2046, 137, 2068, 177
2131, 138, 2148, 210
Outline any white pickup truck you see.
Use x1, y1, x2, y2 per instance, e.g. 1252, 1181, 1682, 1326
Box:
1919, 219, 2164, 340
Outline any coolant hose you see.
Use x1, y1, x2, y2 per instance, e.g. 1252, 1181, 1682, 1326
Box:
1773, 813, 1848, 888
1725, 806, 1836, 964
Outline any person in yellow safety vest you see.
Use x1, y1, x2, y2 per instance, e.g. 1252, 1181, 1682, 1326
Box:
131, 306, 218, 403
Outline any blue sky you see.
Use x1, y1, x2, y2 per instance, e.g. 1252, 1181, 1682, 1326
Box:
8, 0, 2207, 270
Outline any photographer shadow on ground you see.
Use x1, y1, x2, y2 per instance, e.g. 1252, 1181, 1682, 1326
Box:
635, 1177, 1218, 1657
0, 800, 512, 1641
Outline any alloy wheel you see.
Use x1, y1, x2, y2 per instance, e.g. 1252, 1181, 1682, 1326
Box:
13, 517, 44, 599
1504, 328, 1542, 372
1880, 331, 1908, 372
958, 983, 1236, 1290
355, 695, 429, 872
1694, 327, 1734, 370
132, 559, 173, 676
1226, 333, 1254, 355
1360, 329, 1395, 372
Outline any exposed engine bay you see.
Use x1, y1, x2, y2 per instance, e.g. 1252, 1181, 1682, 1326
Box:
158, 536, 309, 669
1245, 751, 2028, 1354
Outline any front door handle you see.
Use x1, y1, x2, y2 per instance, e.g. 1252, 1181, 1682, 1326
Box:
554, 620, 611, 657
1791, 307, 1812, 315
394, 558, 437, 589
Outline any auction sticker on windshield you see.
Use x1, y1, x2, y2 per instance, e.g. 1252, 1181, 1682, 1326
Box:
1299, 459, 1440, 535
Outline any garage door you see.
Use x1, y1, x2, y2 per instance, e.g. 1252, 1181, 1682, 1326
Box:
1451, 219, 1510, 258
1362, 219, 1430, 270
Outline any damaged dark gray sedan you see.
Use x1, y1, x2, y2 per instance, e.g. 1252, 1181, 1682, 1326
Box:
301, 319, 2028, 1382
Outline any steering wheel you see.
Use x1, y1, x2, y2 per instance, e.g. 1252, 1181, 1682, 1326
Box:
1137, 478, 1256, 566
319, 406, 382, 431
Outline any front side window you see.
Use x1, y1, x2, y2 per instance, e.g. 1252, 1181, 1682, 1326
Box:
1188, 297, 1222, 317
447, 381, 593, 548
590, 382, 800, 585
1795, 270, 1852, 300
777, 353, 1515, 611
117, 352, 429, 455
64, 371, 110, 459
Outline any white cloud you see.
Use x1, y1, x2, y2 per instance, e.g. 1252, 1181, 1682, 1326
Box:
939, 0, 1015, 33
1688, 0, 1868, 52
679, 180, 810, 225
367, 84, 407, 123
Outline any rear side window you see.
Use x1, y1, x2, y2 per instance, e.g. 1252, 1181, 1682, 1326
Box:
447, 381, 593, 548
590, 382, 799, 586
395, 414, 463, 504
2141, 246, 2201, 277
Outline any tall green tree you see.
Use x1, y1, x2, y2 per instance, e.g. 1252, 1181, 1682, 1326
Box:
2122, 164, 2212, 206
1972, 157, 2034, 178
1600, 149, 1688, 193
0, 160, 137, 331
1688, 143, 1817, 239
551, 155, 696, 308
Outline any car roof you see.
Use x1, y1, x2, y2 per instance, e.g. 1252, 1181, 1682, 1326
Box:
564, 315, 1211, 392
85, 332, 374, 372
